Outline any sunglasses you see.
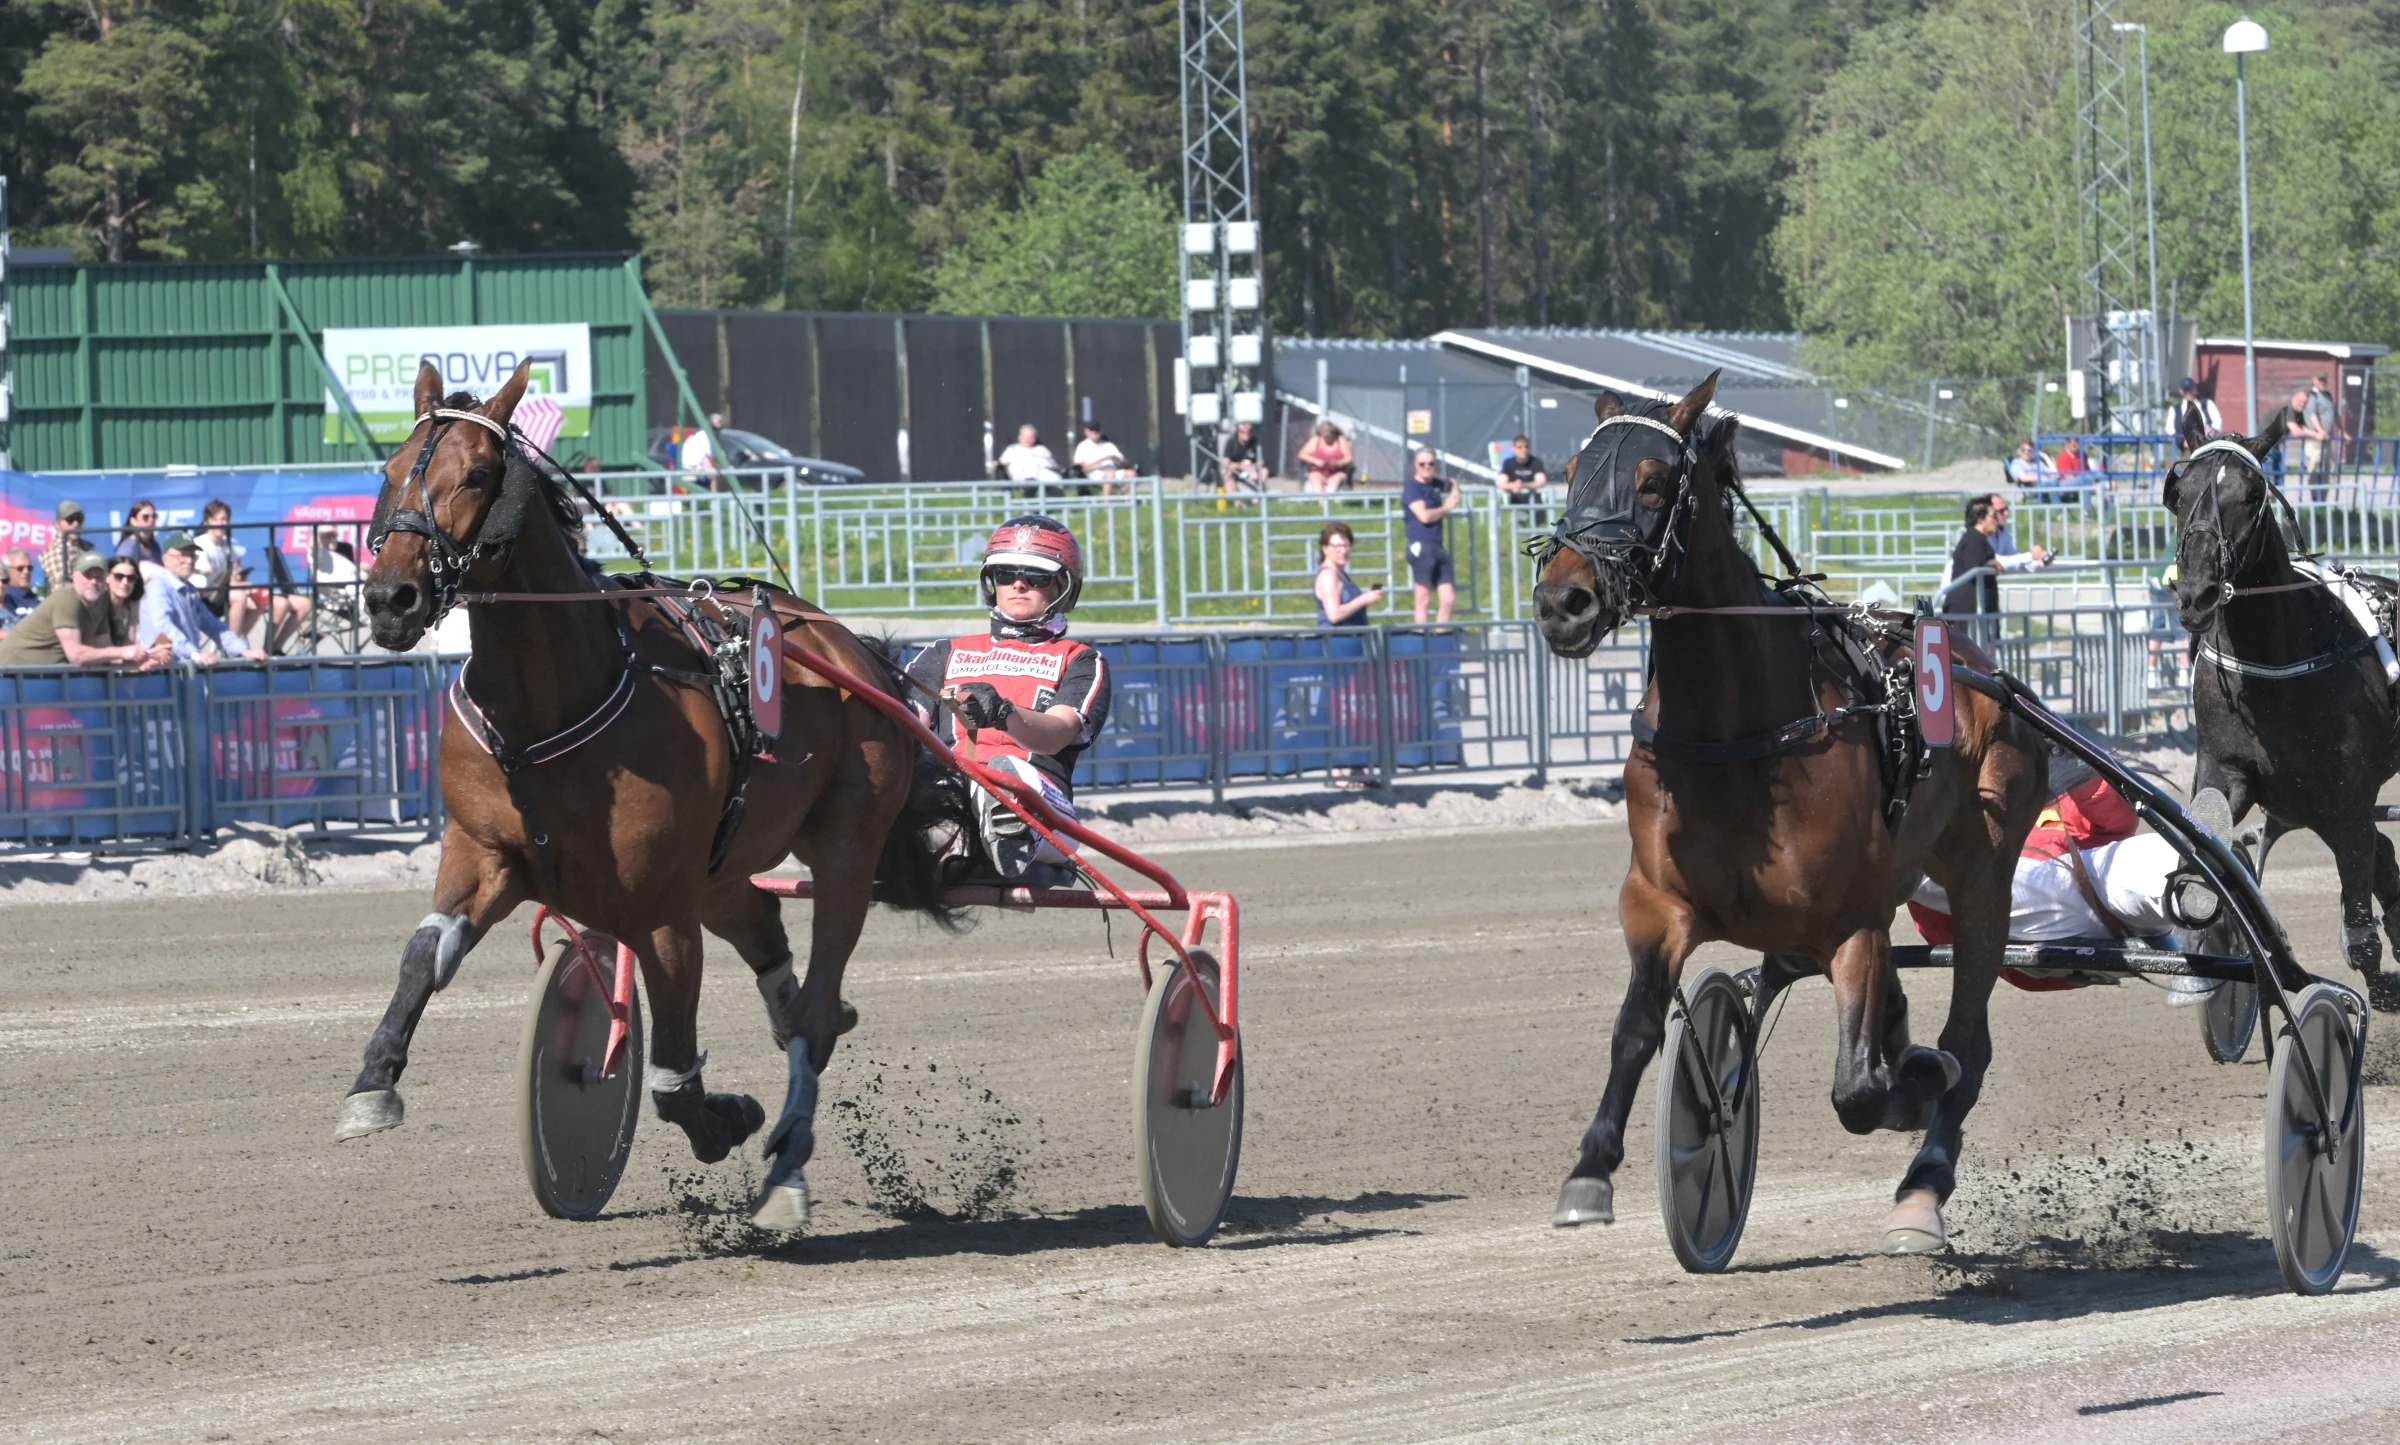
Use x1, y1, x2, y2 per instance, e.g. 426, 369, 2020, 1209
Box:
109, 570, 139, 583
987, 567, 1061, 590
6, 564, 29, 573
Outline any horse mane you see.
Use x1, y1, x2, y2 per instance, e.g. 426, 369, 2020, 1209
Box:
438, 388, 584, 538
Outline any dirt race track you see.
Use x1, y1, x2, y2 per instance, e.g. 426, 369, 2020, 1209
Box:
6, 823, 2400, 1443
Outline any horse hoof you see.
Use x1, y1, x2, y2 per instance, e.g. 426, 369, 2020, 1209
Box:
1552, 1176, 1614, 1227
752, 1178, 811, 1232
1881, 1189, 1947, 1255
334, 1089, 403, 1141
837, 999, 859, 1035
688, 1093, 765, 1163
1904, 1043, 1964, 1093
2369, 973, 2400, 1014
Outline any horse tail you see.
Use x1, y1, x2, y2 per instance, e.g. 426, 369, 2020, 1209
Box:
860, 633, 973, 932
876, 753, 972, 932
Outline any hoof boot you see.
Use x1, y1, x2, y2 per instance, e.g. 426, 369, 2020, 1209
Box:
752, 1177, 811, 1232
1552, 1176, 1614, 1227
335, 1089, 403, 1141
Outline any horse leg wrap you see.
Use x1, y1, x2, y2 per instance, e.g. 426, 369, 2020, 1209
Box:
2345, 921, 2383, 974
417, 912, 475, 992
647, 1051, 710, 1105
754, 1038, 820, 1232
755, 960, 859, 1054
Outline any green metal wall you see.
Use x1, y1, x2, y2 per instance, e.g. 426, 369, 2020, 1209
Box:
5, 253, 656, 471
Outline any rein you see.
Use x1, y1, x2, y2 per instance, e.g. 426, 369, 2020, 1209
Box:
2172, 438, 2391, 680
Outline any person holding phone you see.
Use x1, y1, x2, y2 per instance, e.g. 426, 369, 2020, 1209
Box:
1403, 448, 1463, 623
1313, 521, 1384, 626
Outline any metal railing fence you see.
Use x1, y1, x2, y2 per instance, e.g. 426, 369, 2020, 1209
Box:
0, 656, 449, 848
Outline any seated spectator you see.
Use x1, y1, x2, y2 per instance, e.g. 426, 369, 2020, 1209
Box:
0, 550, 170, 669
2005, 440, 2052, 488
2, 550, 41, 628
1222, 420, 1269, 492
1071, 420, 1136, 497
139, 532, 249, 664
997, 424, 1062, 483
1498, 435, 1549, 516
2051, 436, 2085, 480
39, 500, 95, 593
190, 500, 244, 619
1298, 421, 1355, 493
114, 498, 165, 567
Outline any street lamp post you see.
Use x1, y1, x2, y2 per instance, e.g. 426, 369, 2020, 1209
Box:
2115, 21, 2162, 429
2226, 17, 2269, 432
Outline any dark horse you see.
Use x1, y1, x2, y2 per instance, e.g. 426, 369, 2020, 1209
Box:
1528, 376, 2044, 1250
2164, 404, 2400, 1011
335, 360, 957, 1227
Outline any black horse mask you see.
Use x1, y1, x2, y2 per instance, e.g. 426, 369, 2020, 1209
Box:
1536, 409, 1703, 617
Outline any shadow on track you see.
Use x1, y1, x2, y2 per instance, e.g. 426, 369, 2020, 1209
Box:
632, 1188, 1462, 1269
1624, 1234, 2400, 1346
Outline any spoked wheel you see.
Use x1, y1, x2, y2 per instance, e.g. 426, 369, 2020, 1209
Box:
2202, 979, 2260, 1063
1133, 948, 1244, 1247
2264, 983, 2366, 1295
517, 935, 644, 1220
1654, 967, 1761, 1273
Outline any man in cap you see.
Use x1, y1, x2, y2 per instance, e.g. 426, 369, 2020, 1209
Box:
139, 532, 250, 664
905, 515, 1110, 887
0, 549, 170, 668
38, 500, 96, 594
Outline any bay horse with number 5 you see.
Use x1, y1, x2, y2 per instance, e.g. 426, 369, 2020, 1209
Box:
334, 359, 958, 1229
1528, 375, 2044, 1252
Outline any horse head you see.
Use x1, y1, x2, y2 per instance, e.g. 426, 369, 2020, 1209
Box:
2163, 402, 2290, 634
363, 360, 536, 650
1531, 372, 1723, 657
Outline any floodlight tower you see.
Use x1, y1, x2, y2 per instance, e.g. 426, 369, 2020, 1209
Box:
0, 175, 14, 470
1177, 0, 1263, 484
2075, 1, 2155, 435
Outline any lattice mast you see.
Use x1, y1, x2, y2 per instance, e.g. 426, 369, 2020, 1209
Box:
0, 175, 13, 470
2074, 1, 2155, 435
1177, 0, 1264, 482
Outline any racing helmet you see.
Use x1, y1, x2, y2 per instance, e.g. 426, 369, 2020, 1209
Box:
978, 514, 1084, 618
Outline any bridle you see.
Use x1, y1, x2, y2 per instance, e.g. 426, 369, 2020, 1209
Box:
2167, 437, 2283, 623
367, 406, 519, 623
1531, 412, 1702, 614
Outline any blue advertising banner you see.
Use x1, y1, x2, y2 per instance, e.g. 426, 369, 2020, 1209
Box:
0, 469, 385, 584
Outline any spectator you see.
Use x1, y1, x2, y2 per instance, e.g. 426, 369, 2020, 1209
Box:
1403, 448, 1462, 624
1498, 435, 1549, 519
998, 424, 1062, 484
101, 557, 150, 648
1982, 494, 2052, 570
2304, 376, 2338, 494
2006, 440, 2052, 488
1313, 521, 1384, 627
1939, 496, 2009, 625
2, 550, 41, 628
2172, 377, 2224, 443
1071, 420, 1135, 497
0, 550, 169, 668
678, 415, 722, 479
1298, 421, 1355, 493
193, 502, 312, 651
1222, 421, 1269, 492
114, 498, 164, 567
139, 533, 249, 664
2050, 436, 2085, 484
38, 500, 95, 594
312, 526, 365, 652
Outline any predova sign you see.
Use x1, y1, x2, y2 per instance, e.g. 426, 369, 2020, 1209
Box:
321, 324, 592, 444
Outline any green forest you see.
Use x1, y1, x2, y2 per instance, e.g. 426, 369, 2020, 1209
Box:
7, 0, 2400, 392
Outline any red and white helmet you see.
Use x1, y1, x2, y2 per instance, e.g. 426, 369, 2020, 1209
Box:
978, 514, 1084, 618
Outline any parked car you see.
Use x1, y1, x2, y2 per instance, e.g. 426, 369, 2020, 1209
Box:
644, 427, 868, 485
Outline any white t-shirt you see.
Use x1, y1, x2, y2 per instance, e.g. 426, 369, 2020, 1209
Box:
1072, 438, 1128, 476
191, 532, 246, 595
1912, 832, 2181, 940
679, 430, 717, 472
999, 442, 1061, 482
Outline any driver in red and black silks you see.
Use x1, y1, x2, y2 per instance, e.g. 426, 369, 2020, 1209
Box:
906, 515, 1111, 888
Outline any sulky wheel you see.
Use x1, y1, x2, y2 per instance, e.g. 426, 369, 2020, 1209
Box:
1133, 948, 1244, 1247
1654, 966, 1761, 1273
2202, 979, 2260, 1063
2264, 983, 2366, 1295
517, 935, 644, 1220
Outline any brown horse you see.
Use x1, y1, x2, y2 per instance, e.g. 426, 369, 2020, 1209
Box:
1528, 376, 2044, 1251
334, 359, 956, 1229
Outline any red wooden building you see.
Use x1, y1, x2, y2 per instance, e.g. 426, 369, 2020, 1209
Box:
2191, 338, 2386, 438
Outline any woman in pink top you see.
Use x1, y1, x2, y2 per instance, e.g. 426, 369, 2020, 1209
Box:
1298, 421, 1355, 493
